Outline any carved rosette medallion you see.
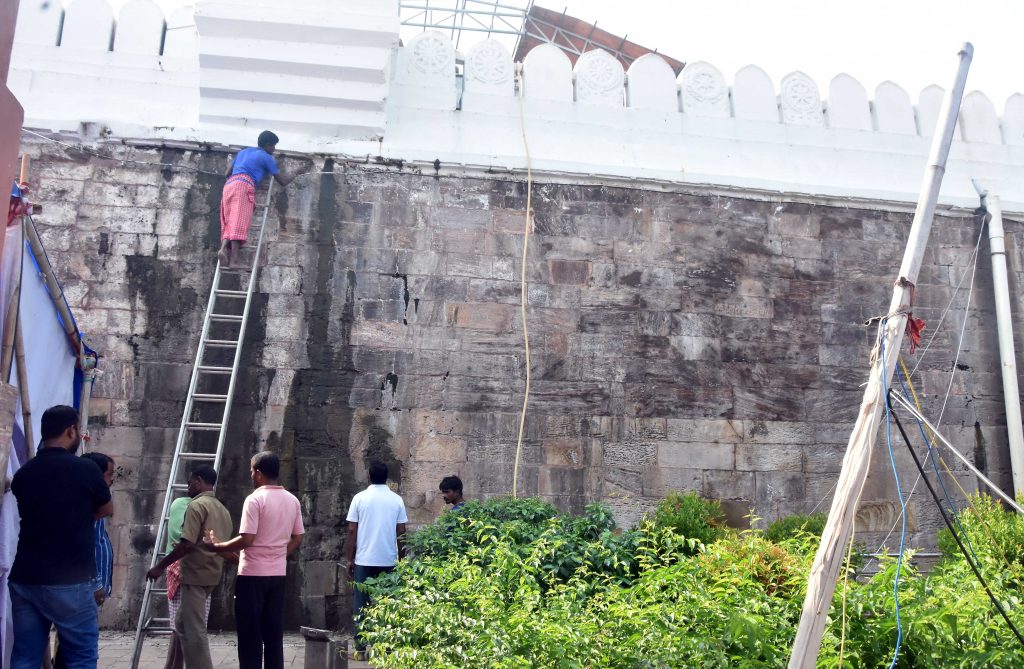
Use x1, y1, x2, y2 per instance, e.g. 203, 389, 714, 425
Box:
681, 62, 729, 116
781, 72, 823, 125
407, 32, 454, 77
575, 50, 624, 105
466, 39, 512, 87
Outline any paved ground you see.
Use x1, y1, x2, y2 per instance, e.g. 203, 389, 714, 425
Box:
99, 631, 373, 668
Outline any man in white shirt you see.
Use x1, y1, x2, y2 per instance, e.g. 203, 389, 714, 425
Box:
344, 462, 407, 653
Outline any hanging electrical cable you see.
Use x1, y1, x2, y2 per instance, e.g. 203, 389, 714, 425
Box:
888, 394, 1024, 649
870, 222, 985, 560
878, 318, 908, 669
511, 63, 534, 498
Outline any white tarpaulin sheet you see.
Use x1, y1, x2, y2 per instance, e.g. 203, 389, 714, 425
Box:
0, 221, 78, 667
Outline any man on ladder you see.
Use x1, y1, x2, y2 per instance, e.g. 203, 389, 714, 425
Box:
218, 131, 295, 269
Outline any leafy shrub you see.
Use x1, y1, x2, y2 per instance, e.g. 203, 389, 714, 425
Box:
648, 491, 726, 554
358, 494, 1024, 669
765, 512, 827, 544
937, 493, 1024, 569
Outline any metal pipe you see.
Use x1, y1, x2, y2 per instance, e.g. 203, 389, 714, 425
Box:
78, 355, 98, 446
788, 43, 973, 669
981, 193, 1024, 495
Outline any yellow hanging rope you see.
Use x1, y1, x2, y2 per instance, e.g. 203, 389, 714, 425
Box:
512, 64, 534, 498
838, 518, 856, 669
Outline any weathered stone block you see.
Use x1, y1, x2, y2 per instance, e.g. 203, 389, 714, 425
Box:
703, 470, 755, 500
735, 443, 802, 472
549, 259, 592, 285
666, 419, 743, 443
657, 442, 734, 470
412, 435, 468, 462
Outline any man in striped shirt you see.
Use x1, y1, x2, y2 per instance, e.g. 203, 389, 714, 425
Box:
54, 452, 116, 669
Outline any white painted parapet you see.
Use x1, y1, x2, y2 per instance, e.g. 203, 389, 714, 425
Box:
8, 10, 1024, 211
1006, 95, 1024, 146
827, 74, 871, 131
732, 65, 777, 122
627, 54, 677, 112
10, 0, 197, 130
873, 82, 916, 135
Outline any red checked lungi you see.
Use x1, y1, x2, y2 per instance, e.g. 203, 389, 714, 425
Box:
220, 174, 256, 243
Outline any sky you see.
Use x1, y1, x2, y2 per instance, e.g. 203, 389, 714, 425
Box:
100, 0, 1022, 105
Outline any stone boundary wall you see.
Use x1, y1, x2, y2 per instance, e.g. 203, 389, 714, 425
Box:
18, 135, 1021, 630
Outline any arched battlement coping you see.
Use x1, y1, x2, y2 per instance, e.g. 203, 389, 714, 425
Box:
522, 43, 573, 103
574, 49, 625, 107
115, 0, 166, 56
733, 64, 777, 122
626, 53, 677, 112
917, 85, 948, 138
62, 0, 116, 51
780, 71, 823, 126
678, 61, 730, 119
1004, 94, 1024, 146
463, 38, 514, 100
960, 91, 1001, 144
163, 6, 198, 59
15, 0, 64, 46
827, 73, 871, 131
873, 81, 915, 135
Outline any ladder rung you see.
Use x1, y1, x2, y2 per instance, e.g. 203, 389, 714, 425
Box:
170, 482, 188, 491
204, 339, 239, 348
179, 452, 216, 461
149, 588, 168, 596
185, 422, 222, 431
192, 393, 229, 402
215, 289, 248, 298
210, 314, 244, 322
197, 365, 232, 374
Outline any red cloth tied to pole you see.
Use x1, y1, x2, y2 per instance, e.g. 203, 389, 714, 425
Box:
905, 315, 926, 354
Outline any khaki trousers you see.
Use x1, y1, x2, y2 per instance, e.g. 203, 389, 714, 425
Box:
174, 583, 215, 669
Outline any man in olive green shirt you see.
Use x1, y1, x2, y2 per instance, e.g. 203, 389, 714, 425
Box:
147, 465, 233, 669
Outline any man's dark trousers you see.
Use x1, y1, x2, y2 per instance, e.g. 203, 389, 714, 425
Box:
235, 575, 286, 669
352, 564, 394, 651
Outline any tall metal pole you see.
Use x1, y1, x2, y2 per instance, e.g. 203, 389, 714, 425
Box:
788, 43, 973, 669
981, 193, 1024, 495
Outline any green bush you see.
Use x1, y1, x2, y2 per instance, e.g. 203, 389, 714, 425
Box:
765, 512, 827, 544
937, 493, 1024, 569
648, 491, 727, 554
358, 494, 1024, 669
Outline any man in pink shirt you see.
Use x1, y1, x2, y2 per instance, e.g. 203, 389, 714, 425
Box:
202, 452, 303, 669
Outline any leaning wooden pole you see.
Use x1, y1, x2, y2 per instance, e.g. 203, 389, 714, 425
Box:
788, 43, 973, 669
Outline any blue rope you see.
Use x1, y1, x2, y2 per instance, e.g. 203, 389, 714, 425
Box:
880, 320, 907, 669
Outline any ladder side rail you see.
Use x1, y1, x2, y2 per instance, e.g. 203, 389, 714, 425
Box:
130, 255, 228, 668
212, 181, 273, 477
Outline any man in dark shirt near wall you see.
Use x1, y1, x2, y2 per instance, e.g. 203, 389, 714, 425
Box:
9, 405, 112, 669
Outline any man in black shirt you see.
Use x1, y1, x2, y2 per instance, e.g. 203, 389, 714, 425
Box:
9, 405, 112, 669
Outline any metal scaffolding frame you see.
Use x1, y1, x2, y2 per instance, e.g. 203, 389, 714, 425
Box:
400, 0, 535, 50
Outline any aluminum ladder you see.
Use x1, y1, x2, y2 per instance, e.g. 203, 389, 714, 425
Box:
129, 182, 274, 668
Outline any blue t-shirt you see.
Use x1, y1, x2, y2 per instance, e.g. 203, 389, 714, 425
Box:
231, 147, 280, 184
